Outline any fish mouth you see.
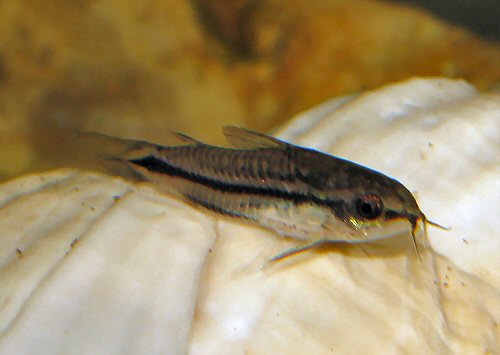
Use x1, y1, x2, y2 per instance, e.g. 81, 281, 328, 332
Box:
407, 212, 449, 236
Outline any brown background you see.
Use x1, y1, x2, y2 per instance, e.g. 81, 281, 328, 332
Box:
0, 0, 499, 179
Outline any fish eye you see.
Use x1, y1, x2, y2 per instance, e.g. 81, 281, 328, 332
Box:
355, 193, 384, 220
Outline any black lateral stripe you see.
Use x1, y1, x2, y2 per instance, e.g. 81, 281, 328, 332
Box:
384, 210, 404, 221
129, 156, 344, 211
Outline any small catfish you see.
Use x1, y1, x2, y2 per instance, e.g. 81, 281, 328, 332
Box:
80, 127, 447, 261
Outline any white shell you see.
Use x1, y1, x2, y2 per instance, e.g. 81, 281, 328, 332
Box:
0, 78, 498, 354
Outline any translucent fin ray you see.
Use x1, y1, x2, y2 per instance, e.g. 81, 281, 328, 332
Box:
173, 132, 203, 145
269, 240, 328, 263
223, 126, 287, 149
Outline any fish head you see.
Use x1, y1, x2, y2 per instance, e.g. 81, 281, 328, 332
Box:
322, 164, 429, 254
348, 182, 424, 241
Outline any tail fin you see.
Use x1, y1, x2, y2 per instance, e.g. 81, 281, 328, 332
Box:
30, 127, 158, 181
72, 131, 158, 180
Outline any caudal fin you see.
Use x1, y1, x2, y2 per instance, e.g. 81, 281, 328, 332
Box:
68, 131, 159, 181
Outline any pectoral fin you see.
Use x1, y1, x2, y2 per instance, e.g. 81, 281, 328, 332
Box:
269, 240, 333, 263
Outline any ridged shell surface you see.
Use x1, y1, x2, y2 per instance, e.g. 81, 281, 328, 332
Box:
0, 78, 498, 354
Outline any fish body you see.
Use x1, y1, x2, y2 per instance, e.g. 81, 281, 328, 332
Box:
82, 126, 442, 259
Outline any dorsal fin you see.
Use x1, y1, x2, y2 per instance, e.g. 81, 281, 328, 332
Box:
173, 132, 203, 145
222, 126, 287, 149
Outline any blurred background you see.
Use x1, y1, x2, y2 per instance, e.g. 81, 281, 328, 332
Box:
0, 0, 498, 180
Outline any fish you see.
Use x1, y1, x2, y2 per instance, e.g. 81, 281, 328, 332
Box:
79, 126, 447, 261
